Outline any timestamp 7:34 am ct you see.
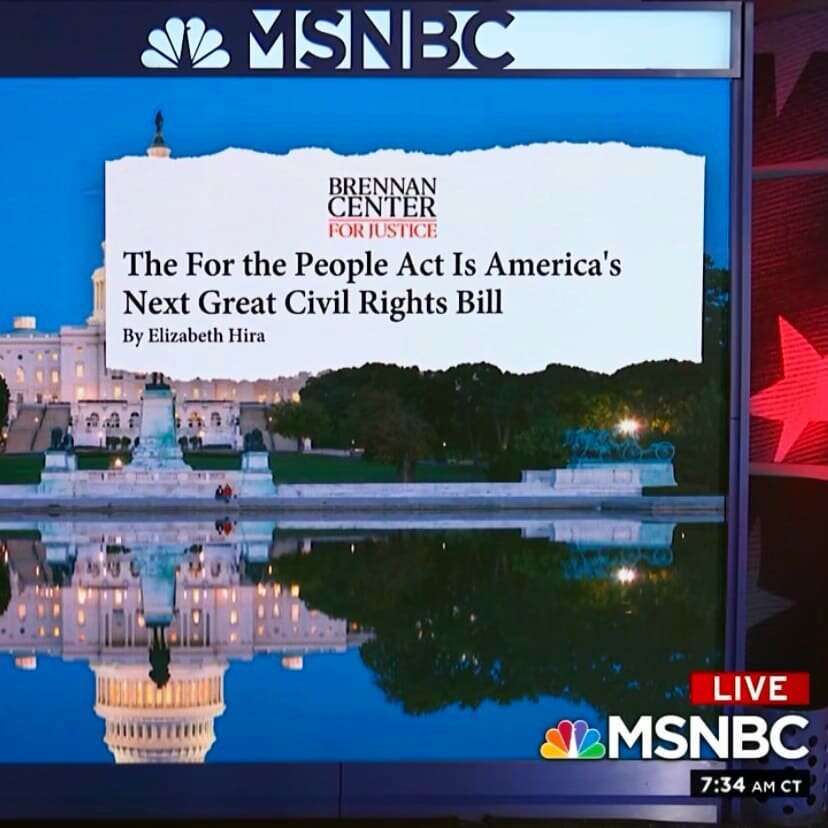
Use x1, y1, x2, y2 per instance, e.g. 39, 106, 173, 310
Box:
690, 770, 810, 798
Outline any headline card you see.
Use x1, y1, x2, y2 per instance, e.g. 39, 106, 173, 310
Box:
105, 142, 704, 380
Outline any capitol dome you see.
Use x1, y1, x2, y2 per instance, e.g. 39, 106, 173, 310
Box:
92, 660, 227, 764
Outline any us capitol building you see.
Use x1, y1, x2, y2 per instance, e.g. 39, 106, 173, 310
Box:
0, 521, 369, 763
0, 115, 307, 452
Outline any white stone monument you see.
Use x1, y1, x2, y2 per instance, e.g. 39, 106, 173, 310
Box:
130, 374, 188, 470
38, 373, 278, 498
136, 548, 178, 626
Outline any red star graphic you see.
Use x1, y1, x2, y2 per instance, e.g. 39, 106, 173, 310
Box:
751, 317, 828, 462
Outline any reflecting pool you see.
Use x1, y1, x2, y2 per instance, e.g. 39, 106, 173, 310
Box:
0, 515, 725, 763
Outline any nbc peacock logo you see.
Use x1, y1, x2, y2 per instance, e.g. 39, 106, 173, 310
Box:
141, 17, 231, 69
540, 719, 606, 760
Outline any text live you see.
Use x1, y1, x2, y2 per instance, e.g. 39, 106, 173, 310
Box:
690, 672, 811, 706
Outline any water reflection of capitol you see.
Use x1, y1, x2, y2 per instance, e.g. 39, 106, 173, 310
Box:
0, 521, 368, 763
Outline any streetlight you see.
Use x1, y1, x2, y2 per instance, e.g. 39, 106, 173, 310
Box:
617, 418, 640, 436
616, 566, 637, 584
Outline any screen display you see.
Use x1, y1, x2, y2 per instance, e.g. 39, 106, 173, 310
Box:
0, 3, 748, 818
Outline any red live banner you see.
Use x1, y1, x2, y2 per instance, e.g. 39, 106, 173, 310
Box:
690, 672, 811, 706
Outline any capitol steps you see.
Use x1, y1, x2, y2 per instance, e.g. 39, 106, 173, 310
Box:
30, 404, 71, 453
4, 405, 45, 453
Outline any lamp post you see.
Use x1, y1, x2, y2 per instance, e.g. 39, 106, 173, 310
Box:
617, 418, 641, 437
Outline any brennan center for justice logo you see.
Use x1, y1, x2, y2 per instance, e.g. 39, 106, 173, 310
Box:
327, 175, 439, 240
141, 17, 231, 69
540, 719, 607, 760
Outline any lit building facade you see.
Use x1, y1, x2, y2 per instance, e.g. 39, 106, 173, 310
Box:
0, 523, 368, 763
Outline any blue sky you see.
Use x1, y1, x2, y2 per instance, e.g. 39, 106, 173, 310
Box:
0, 76, 730, 333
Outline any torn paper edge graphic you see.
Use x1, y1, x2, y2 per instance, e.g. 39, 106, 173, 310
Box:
105, 141, 705, 382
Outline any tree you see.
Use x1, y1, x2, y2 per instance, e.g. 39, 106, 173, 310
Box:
300, 363, 429, 447
703, 254, 730, 376
268, 400, 331, 450
258, 257, 730, 489
441, 363, 504, 460
349, 390, 434, 481
512, 417, 571, 468
272, 525, 724, 720
671, 380, 729, 491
